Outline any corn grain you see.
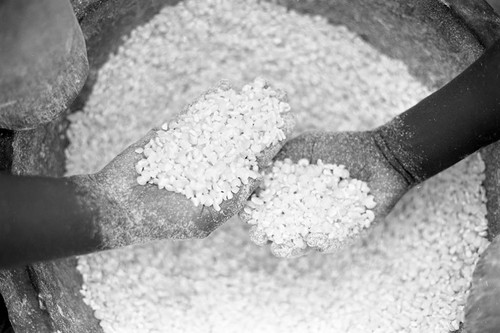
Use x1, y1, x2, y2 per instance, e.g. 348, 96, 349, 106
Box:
243, 158, 376, 257
135, 78, 291, 210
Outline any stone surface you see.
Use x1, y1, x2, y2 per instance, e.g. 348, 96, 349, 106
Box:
465, 233, 500, 333
482, 143, 500, 240
0, 116, 104, 333
0, 268, 53, 333
0, 0, 88, 130
446, 0, 500, 48
0, 0, 499, 332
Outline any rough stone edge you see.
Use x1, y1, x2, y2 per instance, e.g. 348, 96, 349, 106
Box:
445, 0, 500, 49
0, 268, 53, 333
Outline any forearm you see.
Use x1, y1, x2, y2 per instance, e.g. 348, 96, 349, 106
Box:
375, 39, 500, 185
0, 173, 120, 268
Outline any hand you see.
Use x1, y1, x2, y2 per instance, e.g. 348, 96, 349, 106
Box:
265, 130, 411, 254
69, 115, 296, 250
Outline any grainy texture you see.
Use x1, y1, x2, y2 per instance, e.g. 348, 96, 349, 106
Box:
440, 0, 500, 263
444, 0, 500, 48
135, 79, 292, 209
1, 0, 496, 332
243, 158, 376, 257
65, 0, 431, 176
481, 143, 500, 240
267, 0, 484, 90
27, 259, 104, 333
0, 268, 53, 333
66, 80, 297, 251
71, 0, 182, 111
0, 1, 186, 329
276, 131, 411, 243
0, 130, 13, 172
67, 1, 490, 332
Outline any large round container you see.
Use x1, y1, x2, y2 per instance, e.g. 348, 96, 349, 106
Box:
0, 1, 499, 332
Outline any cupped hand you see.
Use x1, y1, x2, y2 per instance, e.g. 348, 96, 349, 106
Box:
277, 130, 410, 223
70, 114, 295, 250
242, 130, 411, 256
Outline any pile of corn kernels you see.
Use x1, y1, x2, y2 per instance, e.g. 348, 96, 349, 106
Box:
243, 158, 376, 257
135, 78, 290, 211
68, 0, 490, 332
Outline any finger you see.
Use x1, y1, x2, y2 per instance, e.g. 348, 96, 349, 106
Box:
275, 130, 322, 163
129, 117, 290, 236
94, 129, 219, 240
277, 131, 374, 178
276, 131, 364, 166
253, 103, 296, 168
217, 112, 296, 222
214, 176, 261, 223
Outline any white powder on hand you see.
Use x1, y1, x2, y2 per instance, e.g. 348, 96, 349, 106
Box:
134, 78, 291, 211
243, 158, 376, 257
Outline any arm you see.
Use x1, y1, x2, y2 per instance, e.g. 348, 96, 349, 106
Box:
375, 39, 500, 185
275, 39, 500, 257
0, 110, 295, 268
0, 173, 117, 268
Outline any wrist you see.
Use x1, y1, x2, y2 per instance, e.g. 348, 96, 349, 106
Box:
374, 39, 500, 184
372, 127, 421, 187
0, 174, 106, 267
67, 174, 133, 250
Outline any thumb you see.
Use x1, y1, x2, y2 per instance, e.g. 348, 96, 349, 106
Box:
276, 131, 326, 163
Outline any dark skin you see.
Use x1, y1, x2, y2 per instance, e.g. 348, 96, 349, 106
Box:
275, 130, 409, 228
252, 38, 500, 256
0, 83, 296, 268
238, 130, 410, 257
70, 106, 296, 249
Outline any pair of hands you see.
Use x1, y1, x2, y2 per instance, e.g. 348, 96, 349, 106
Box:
72, 125, 411, 252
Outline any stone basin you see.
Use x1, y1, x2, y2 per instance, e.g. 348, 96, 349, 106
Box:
0, 0, 499, 332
